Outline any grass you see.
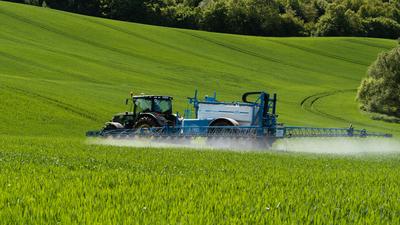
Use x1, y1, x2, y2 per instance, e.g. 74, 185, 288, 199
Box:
1, 1, 400, 224
1, 136, 400, 224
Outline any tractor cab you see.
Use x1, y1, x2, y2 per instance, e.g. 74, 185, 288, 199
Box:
104, 95, 175, 131
129, 95, 173, 115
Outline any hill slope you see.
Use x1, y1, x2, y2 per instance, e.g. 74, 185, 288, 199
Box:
0, 1, 398, 137
2, 3, 400, 223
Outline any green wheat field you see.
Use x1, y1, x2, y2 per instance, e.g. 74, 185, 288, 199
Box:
1, 1, 400, 224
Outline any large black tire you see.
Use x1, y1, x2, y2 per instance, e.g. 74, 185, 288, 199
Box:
134, 116, 159, 129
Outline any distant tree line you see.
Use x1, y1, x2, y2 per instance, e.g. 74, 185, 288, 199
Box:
7, 0, 400, 38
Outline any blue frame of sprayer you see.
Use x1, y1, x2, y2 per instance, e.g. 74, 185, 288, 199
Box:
179, 90, 278, 137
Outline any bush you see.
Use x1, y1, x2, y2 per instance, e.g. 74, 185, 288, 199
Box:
357, 47, 400, 117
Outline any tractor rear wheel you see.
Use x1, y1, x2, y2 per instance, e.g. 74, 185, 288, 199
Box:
134, 116, 159, 130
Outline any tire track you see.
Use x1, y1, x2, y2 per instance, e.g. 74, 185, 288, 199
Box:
1, 8, 250, 77
0, 33, 160, 81
0, 84, 102, 122
0, 8, 170, 67
83, 18, 258, 74
0, 10, 224, 81
343, 39, 394, 50
267, 39, 368, 67
176, 30, 284, 64
300, 89, 398, 131
177, 30, 358, 81
301, 89, 356, 124
0, 28, 248, 90
0, 50, 107, 84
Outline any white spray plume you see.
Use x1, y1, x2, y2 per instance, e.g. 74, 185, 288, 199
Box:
274, 138, 400, 155
87, 136, 269, 152
87, 137, 400, 155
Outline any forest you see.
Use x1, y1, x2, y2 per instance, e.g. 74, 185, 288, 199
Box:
7, 0, 400, 38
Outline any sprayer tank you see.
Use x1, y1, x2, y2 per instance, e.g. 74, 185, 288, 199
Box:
197, 102, 256, 125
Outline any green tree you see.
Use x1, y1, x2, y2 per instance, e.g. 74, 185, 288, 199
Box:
357, 47, 400, 117
200, 1, 229, 32
224, 0, 281, 35
362, 17, 400, 39
279, 10, 307, 36
39, 0, 102, 16
243, 0, 282, 36
158, 3, 199, 28
99, 0, 149, 22
315, 3, 364, 36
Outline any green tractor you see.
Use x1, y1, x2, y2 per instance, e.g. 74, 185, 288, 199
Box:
103, 95, 177, 131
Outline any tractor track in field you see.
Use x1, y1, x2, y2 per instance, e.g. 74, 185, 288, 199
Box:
82, 18, 260, 74
0, 33, 166, 83
0, 9, 194, 71
266, 39, 368, 67
301, 89, 356, 124
177, 31, 300, 69
1, 8, 254, 80
343, 39, 394, 50
176, 30, 359, 81
0, 9, 245, 82
300, 89, 398, 131
0, 84, 101, 122
0, 51, 106, 85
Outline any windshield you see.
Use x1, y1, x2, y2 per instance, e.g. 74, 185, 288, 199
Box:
153, 99, 172, 113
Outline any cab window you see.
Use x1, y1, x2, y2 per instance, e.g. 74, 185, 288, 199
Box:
153, 99, 172, 114
135, 98, 152, 113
